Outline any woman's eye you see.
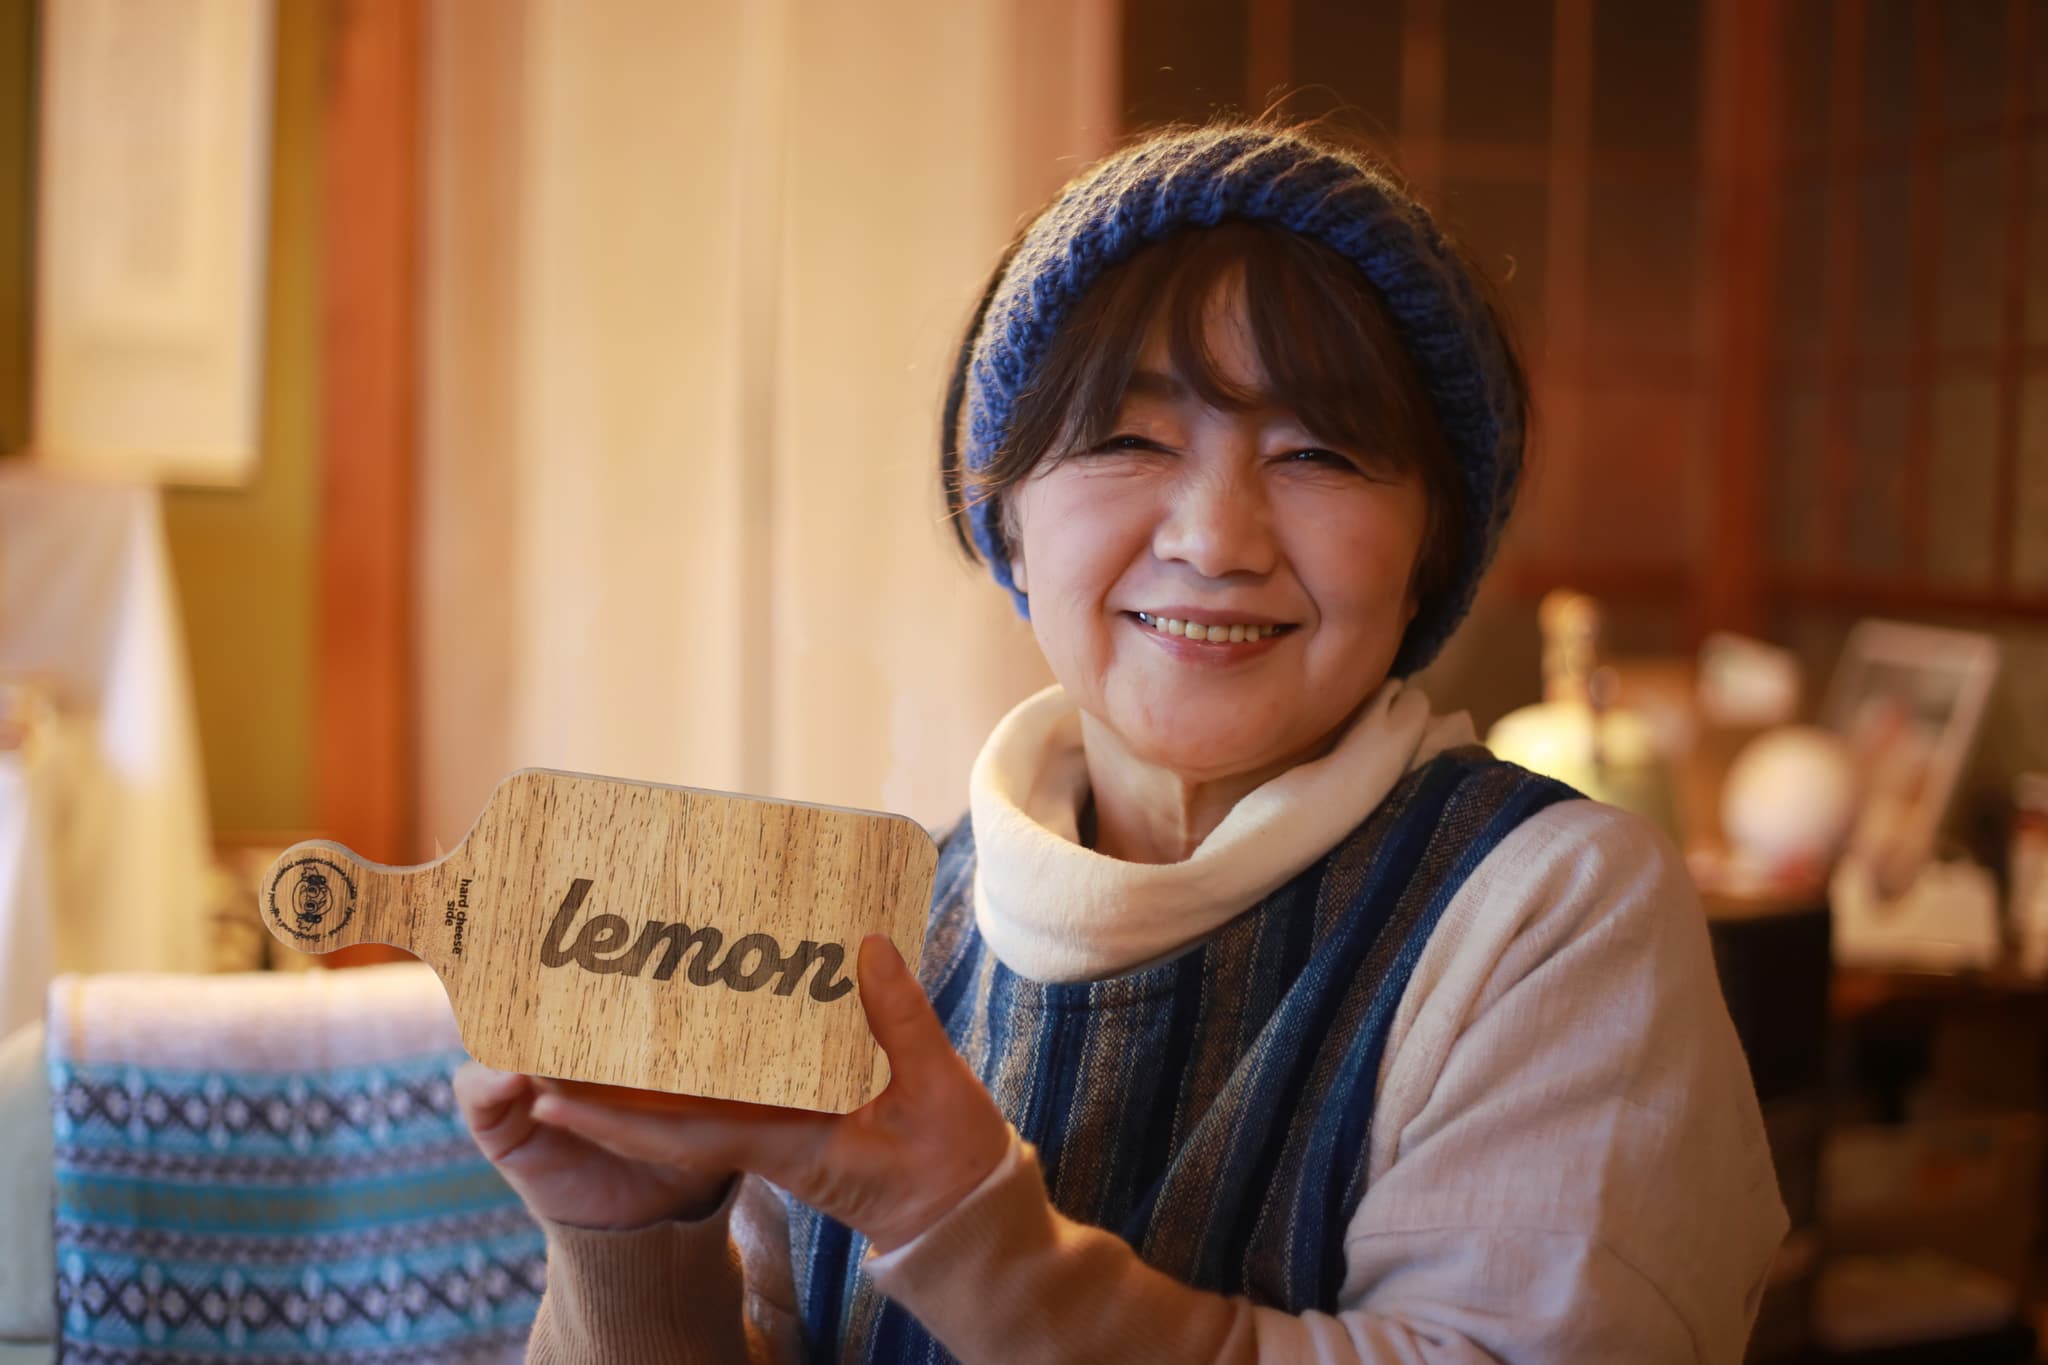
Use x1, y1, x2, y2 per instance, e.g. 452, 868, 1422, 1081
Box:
1283, 447, 1356, 468
1087, 433, 1165, 455
1280, 446, 1406, 483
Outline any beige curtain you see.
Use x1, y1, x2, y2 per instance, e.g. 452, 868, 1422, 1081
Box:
420, 0, 1113, 846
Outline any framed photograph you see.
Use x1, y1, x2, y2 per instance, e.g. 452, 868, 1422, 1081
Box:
1822, 620, 2001, 895
33, 0, 274, 484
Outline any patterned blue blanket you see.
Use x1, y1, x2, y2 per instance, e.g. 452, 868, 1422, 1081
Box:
46, 970, 545, 1363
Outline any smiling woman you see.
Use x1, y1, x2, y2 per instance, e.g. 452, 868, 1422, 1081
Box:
464, 120, 1789, 1365
999, 256, 1436, 862
958, 220, 1473, 645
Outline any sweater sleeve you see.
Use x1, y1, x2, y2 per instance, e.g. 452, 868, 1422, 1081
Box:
525, 1175, 802, 1364
863, 801, 1788, 1364
1335, 801, 1788, 1362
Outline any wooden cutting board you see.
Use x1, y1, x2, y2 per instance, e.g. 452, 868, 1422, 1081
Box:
256, 769, 938, 1113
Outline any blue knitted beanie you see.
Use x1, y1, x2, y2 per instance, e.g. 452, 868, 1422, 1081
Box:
959, 125, 1524, 677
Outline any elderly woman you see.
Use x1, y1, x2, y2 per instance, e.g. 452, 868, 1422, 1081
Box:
455, 122, 1788, 1363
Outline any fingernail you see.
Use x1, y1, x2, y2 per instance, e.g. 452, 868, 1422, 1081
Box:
456, 1060, 515, 1095
864, 934, 903, 978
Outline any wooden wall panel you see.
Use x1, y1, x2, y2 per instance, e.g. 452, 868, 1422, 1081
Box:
0, 0, 30, 455
1694, 0, 1781, 639
316, 0, 420, 869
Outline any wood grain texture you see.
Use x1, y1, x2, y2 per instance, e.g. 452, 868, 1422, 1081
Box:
258, 770, 937, 1113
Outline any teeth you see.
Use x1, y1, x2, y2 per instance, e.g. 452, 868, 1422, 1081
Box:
1136, 612, 1284, 641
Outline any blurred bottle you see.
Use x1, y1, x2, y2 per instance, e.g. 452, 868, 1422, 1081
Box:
1486, 591, 1682, 841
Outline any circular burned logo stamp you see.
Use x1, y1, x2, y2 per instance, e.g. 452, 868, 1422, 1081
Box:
268, 856, 357, 943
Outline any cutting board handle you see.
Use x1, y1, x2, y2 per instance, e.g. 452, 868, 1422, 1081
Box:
257, 840, 455, 966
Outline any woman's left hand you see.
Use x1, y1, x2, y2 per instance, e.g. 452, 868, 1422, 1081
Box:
527, 934, 1012, 1254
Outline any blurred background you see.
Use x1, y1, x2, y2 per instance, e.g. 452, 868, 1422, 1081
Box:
2, 0, 2047, 1359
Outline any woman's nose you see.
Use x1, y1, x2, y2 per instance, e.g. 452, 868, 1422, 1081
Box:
1151, 459, 1278, 581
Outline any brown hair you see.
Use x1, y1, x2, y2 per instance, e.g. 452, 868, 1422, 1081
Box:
939, 211, 1494, 612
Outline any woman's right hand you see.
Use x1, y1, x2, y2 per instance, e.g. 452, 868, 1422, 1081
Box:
453, 1061, 737, 1230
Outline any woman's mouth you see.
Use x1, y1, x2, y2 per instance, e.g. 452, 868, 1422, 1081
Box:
1132, 611, 1294, 643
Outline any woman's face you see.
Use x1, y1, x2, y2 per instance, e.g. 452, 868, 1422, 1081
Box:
1007, 279, 1429, 786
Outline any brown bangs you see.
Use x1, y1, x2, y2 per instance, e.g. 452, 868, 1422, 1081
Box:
949, 220, 1468, 608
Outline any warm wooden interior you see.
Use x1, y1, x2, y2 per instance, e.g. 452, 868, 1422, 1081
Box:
1131, 0, 2048, 653
317, 0, 422, 871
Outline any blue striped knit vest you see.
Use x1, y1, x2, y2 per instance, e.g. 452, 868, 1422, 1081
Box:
790, 747, 1576, 1362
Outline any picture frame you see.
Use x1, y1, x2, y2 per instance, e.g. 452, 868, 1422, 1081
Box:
1822, 619, 2001, 894
32, 0, 274, 485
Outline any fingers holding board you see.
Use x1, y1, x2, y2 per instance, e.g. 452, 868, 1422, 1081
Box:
258, 770, 937, 1113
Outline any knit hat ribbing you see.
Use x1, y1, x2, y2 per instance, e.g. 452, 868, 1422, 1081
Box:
959, 125, 1524, 677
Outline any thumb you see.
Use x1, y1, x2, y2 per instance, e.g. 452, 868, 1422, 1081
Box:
857, 934, 951, 1090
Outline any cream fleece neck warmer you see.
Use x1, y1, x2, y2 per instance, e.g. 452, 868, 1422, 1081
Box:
968, 680, 1476, 982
